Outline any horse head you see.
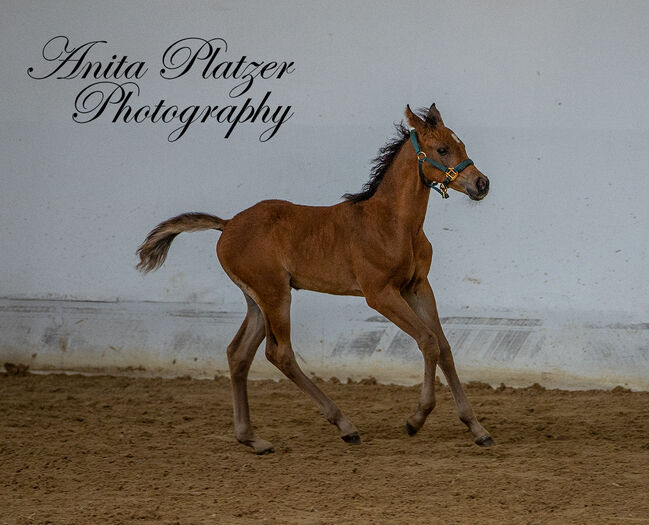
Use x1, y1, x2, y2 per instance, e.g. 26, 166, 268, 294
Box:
406, 104, 489, 201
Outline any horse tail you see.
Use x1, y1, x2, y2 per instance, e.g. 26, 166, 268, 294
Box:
136, 212, 228, 273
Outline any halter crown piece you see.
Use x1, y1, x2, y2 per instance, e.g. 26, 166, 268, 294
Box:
409, 128, 474, 199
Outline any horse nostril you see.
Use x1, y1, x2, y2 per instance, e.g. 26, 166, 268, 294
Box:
477, 176, 489, 194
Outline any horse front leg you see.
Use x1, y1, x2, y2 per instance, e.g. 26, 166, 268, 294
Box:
403, 280, 493, 446
364, 286, 442, 436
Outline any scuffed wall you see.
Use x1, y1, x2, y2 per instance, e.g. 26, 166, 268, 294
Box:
1, 1, 647, 388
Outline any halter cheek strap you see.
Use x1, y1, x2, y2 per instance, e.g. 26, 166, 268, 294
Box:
409, 128, 474, 199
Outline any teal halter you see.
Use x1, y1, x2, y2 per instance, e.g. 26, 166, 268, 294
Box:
409, 128, 474, 199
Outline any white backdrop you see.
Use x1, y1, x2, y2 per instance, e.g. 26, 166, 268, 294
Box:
1, 1, 648, 388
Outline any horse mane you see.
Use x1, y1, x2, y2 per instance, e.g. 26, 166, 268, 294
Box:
342, 109, 436, 203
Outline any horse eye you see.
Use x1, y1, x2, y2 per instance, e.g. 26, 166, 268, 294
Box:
437, 147, 448, 155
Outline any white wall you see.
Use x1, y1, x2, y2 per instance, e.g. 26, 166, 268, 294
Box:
1, 1, 648, 387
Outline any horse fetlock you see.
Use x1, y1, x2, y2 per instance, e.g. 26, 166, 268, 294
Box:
407, 411, 427, 431
459, 415, 473, 427
235, 430, 274, 453
334, 416, 358, 438
461, 415, 490, 441
234, 419, 255, 444
325, 407, 343, 425
419, 400, 436, 415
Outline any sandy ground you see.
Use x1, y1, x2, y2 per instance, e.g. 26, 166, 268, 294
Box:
2, 371, 649, 524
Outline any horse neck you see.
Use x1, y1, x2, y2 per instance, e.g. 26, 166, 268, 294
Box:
366, 142, 431, 233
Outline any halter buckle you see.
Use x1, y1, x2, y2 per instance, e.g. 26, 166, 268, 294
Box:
445, 167, 459, 181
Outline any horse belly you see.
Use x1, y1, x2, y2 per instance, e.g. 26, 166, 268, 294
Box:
288, 254, 362, 296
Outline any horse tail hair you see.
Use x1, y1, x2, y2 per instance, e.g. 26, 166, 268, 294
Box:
136, 212, 228, 273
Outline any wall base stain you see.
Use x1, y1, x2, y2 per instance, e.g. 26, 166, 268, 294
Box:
1, 298, 647, 390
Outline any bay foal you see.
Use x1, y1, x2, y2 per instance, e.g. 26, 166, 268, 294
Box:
137, 104, 493, 453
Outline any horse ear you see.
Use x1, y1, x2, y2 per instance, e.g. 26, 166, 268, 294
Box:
426, 103, 444, 127
405, 104, 425, 129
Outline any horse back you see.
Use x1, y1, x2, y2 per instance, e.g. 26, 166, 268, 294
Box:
217, 199, 363, 296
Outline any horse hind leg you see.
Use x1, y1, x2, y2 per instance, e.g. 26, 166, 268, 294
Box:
227, 293, 274, 454
258, 285, 360, 444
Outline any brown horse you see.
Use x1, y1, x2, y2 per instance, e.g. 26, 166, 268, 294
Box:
137, 104, 492, 454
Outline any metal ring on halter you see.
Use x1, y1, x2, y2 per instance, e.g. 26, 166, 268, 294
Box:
417, 151, 427, 160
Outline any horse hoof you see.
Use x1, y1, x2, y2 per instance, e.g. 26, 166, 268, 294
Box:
341, 431, 361, 444
475, 435, 494, 447
405, 421, 419, 436
239, 437, 275, 455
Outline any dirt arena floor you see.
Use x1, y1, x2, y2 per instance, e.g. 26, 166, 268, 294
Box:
2, 371, 649, 524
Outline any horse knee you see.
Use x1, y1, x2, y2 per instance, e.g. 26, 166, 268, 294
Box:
439, 341, 459, 369
418, 333, 440, 360
228, 354, 249, 379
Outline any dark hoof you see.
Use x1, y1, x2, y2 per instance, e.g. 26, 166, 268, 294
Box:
341, 431, 361, 444
405, 421, 419, 436
255, 447, 275, 455
475, 435, 495, 447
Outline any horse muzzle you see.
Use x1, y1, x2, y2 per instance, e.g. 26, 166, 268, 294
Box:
467, 174, 490, 201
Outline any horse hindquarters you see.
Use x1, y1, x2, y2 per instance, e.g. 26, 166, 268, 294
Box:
216, 206, 360, 450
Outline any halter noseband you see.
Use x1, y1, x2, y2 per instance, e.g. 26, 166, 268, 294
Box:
409, 128, 474, 199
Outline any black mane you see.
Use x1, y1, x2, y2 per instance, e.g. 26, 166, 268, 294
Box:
342, 122, 410, 203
